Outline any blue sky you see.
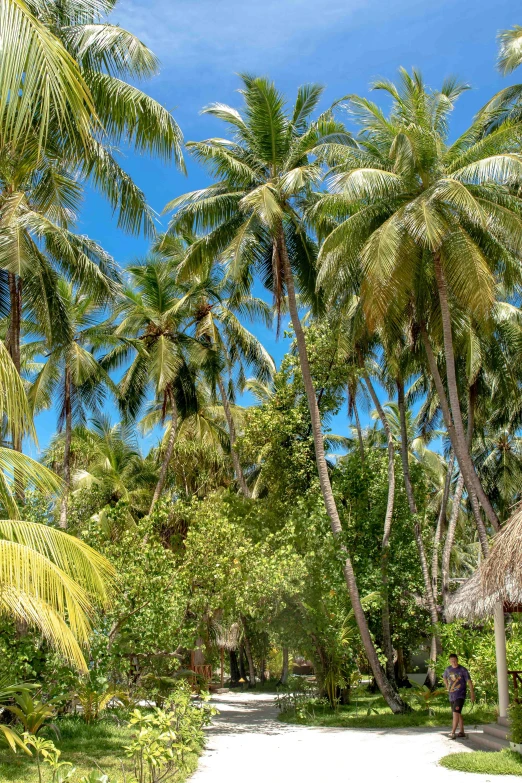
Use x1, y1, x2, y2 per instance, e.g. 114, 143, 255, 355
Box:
31, 0, 519, 455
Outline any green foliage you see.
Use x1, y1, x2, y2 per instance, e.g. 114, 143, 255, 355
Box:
7, 692, 58, 737
509, 703, 522, 744
124, 685, 215, 783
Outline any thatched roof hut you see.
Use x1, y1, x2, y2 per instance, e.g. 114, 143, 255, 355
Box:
446, 568, 522, 622
446, 506, 522, 622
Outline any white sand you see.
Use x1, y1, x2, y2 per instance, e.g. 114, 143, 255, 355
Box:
191, 691, 516, 782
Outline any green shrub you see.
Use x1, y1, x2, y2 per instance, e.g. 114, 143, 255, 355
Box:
509, 703, 522, 744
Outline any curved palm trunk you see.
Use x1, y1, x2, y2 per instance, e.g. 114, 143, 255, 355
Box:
442, 473, 465, 608
431, 453, 454, 600
352, 397, 365, 463
278, 229, 407, 713
397, 379, 440, 688
433, 255, 499, 535
149, 388, 178, 513
217, 375, 251, 498
362, 371, 396, 686
420, 326, 491, 557
8, 273, 22, 452
59, 365, 72, 529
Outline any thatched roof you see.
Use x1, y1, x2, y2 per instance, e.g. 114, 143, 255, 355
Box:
446, 506, 522, 621
483, 506, 522, 592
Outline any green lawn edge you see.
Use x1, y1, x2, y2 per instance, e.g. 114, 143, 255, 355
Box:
440, 749, 522, 776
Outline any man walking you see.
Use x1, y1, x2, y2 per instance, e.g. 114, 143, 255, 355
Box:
443, 653, 475, 739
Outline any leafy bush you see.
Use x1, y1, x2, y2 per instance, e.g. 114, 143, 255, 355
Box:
509, 703, 522, 744
124, 683, 216, 783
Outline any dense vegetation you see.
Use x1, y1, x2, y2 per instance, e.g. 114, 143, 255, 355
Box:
2, 2, 522, 777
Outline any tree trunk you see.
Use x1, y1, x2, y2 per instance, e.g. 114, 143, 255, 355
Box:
362, 371, 396, 686
217, 375, 251, 498
351, 392, 365, 463
431, 453, 454, 600
420, 325, 491, 557
229, 650, 240, 684
149, 387, 178, 513
278, 229, 408, 712
442, 473, 465, 608
433, 255, 499, 535
396, 379, 440, 688
8, 273, 22, 452
59, 365, 72, 529
241, 616, 256, 687
279, 646, 289, 685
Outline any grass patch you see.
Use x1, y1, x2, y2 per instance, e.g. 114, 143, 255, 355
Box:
0, 714, 199, 783
278, 691, 496, 729
440, 749, 522, 776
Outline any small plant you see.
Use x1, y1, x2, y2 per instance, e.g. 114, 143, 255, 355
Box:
275, 678, 323, 719
404, 684, 446, 715
509, 703, 522, 745
75, 674, 127, 724
23, 733, 75, 783
7, 691, 59, 737
124, 682, 216, 783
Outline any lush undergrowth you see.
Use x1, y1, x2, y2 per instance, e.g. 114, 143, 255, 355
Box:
440, 749, 522, 776
0, 715, 199, 783
278, 691, 496, 729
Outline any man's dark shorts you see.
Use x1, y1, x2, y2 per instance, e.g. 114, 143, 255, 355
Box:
451, 698, 466, 713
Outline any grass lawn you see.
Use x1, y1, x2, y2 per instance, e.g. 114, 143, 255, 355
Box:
278, 691, 496, 729
440, 749, 522, 776
0, 715, 200, 783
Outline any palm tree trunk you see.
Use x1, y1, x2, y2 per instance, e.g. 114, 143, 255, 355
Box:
433, 255, 499, 535
442, 387, 475, 606
442, 474, 465, 608
278, 229, 408, 712
8, 273, 22, 452
397, 379, 440, 688
352, 400, 365, 462
59, 365, 72, 529
361, 371, 396, 685
149, 387, 178, 513
420, 324, 491, 557
431, 453, 454, 600
217, 375, 251, 498
241, 616, 256, 687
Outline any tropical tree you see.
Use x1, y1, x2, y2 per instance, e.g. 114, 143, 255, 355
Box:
27, 278, 115, 527
156, 236, 275, 496
104, 256, 205, 512
317, 68, 522, 551
164, 76, 407, 711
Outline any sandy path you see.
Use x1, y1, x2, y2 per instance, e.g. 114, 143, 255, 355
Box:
191, 692, 516, 782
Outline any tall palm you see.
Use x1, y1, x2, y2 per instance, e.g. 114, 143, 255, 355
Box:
27, 279, 115, 527
104, 257, 204, 513
164, 76, 407, 711
317, 68, 522, 547
157, 239, 275, 496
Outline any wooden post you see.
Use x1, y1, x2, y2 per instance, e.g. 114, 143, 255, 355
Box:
494, 601, 510, 719
220, 648, 224, 688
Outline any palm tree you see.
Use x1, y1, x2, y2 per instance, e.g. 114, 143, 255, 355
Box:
156, 238, 275, 496
317, 68, 522, 547
0, 517, 114, 670
27, 278, 115, 527
0, 0, 95, 153
104, 257, 204, 513
164, 76, 407, 712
